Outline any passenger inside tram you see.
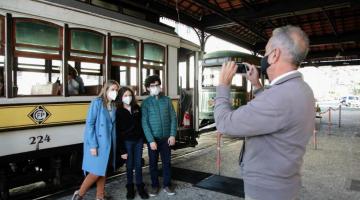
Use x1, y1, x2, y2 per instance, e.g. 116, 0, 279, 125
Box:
68, 65, 85, 95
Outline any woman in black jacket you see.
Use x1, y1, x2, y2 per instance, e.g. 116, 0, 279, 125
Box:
116, 87, 149, 199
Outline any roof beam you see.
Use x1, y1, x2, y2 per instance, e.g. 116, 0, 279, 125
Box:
202, 0, 355, 28
302, 59, 360, 67
306, 48, 360, 60
192, 0, 267, 41
115, 0, 204, 28
254, 31, 360, 51
206, 29, 255, 51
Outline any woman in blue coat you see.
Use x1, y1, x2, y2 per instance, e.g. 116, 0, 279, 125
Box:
72, 80, 120, 200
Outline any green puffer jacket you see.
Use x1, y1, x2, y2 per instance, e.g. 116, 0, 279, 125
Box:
141, 95, 177, 143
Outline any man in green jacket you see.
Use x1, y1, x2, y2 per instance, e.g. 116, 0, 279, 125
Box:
141, 75, 177, 196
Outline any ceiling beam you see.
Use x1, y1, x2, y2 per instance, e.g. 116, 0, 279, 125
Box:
116, 0, 205, 28
306, 48, 360, 60
192, 0, 267, 41
254, 31, 360, 51
206, 29, 255, 51
202, 0, 355, 28
302, 59, 360, 67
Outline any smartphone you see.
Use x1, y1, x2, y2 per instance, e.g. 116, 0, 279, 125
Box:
236, 63, 249, 74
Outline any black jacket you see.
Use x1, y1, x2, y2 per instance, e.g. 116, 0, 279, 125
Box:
116, 104, 144, 154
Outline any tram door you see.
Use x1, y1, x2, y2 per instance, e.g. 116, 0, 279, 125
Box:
177, 47, 198, 147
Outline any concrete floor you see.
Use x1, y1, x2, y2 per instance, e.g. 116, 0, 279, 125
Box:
55, 108, 360, 200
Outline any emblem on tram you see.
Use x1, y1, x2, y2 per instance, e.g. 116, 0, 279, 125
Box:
28, 106, 51, 124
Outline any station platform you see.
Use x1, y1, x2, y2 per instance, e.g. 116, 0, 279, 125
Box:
53, 109, 360, 200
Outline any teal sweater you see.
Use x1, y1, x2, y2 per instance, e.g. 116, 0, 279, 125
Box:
141, 95, 177, 143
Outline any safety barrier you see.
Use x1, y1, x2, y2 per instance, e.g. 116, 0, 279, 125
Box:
313, 105, 342, 149
317, 105, 342, 127
216, 132, 222, 175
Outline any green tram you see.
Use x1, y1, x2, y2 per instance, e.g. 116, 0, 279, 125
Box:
199, 51, 260, 129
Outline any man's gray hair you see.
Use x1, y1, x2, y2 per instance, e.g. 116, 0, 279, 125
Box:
268, 25, 309, 66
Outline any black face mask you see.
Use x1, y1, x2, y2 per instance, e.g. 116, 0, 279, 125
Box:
260, 55, 270, 78
260, 50, 274, 78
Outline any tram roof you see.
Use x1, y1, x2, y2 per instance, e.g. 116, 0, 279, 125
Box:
93, 0, 360, 67
203, 50, 253, 59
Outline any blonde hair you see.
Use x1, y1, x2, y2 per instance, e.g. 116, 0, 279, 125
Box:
98, 80, 120, 107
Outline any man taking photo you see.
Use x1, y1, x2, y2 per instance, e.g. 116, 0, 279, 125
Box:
215, 25, 315, 200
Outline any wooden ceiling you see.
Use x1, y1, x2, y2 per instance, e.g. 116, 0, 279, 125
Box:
104, 0, 360, 65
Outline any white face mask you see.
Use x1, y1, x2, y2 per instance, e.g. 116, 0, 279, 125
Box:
122, 96, 132, 105
107, 90, 117, 101
149, 86, 160, 96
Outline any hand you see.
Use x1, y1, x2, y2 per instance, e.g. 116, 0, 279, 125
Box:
168, 136, 176, 146
219, 61, 237, 86
90, 148, 97, 156
150, 142, 157, 150
243, 62, 262, 89
121, 154, 128, 159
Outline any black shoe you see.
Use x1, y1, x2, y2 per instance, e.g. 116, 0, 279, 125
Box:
126, 183, 135, 199
137, 183, 149, 199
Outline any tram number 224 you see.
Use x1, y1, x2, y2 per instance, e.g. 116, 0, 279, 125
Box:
29, 135, 51, 145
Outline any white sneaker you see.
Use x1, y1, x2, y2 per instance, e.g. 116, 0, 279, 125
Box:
163, 187, 175, 196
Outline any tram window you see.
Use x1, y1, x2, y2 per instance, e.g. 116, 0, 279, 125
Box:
79, 62, 103, 95
111, 36, 139, 94
69, 28, 105, 96
179, 61, 187, 89
0, 56, 4, 97
52, 60, 62, 78
16, 58, 62, 96
202, 66, 242, 87
142, 43, 165, 94
189, 55, 194, 88
202, 67, 219, 87
130, 67, 137, 86
13, 18, 63, 96
119, 66, 127, 86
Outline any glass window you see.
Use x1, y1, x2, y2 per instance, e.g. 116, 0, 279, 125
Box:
130, 67, 137, 86
14, 18, 62, 59
110, 37, 139, 94
68, 28, 104, 96
179, 61, 186, 89
119, 66, 127, 86
0, 56, 4, 97
0, 16, 4, 55
70, 29, 105, 62
189, 55, 194, 88
142, 43, 165, 94
15, 57, 61, 96
143, 43, 164, 62
80, 62, 102, 86
202, 66, 243, 87
112, 37, 138, 59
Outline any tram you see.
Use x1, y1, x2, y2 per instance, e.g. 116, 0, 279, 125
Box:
0, 1, 200, 199
199, 51, 260, 129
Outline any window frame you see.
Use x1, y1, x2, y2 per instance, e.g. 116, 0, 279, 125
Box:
110, 36, 139, 67
68, 28, 105, 64
142, 42, 165, 70
0, 15, 5, 55
13, 18, 63, 60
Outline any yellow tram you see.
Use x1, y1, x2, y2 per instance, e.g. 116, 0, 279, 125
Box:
0, 1, 200, 198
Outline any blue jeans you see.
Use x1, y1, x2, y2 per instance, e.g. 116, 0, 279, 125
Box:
124, 138, 144, 185
148, 138, 172, 188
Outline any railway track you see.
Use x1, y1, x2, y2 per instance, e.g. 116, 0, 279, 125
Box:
12, 135, 241, 200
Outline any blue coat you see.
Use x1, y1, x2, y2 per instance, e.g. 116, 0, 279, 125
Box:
82, 97, 117, 176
